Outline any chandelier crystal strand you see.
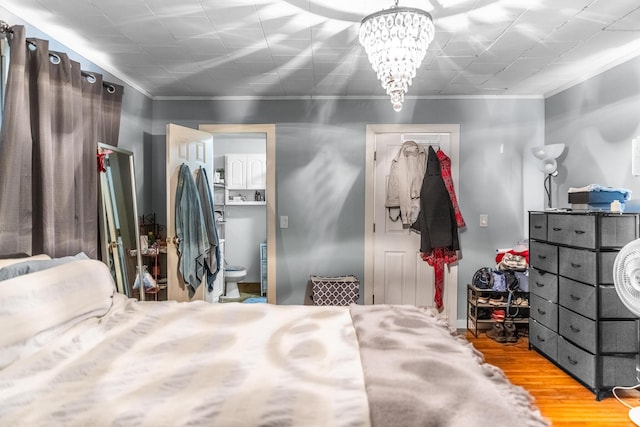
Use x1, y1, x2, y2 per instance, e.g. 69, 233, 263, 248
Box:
359, 4, 435, 112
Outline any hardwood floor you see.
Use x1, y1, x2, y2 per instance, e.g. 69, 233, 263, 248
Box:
465, 330, 639, 426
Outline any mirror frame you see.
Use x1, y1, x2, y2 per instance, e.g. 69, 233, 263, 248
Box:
98, 143, 145, 301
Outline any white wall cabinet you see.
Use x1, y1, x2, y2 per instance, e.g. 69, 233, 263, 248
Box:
226, 154, 266, 189
226, 155, 245, 189
246, 154, 266, 189
225, 154, 266, 205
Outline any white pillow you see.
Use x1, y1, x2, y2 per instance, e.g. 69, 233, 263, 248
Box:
0, 254, 51, 268
0, 259, 115, 368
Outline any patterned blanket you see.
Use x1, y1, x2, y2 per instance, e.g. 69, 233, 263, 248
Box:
0, 259, 548, 426
351, 304, 549, 427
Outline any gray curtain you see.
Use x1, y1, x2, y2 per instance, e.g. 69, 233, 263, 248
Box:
0, 25, 123, 258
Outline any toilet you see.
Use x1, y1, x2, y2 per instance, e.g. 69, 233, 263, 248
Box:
224, 266, 247, 298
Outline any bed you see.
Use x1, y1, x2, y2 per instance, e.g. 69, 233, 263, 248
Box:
0, 256, 549, 426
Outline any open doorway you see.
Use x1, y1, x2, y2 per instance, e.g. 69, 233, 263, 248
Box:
199, 124, 276, 304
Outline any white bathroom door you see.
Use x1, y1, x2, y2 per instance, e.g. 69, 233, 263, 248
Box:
166, 123, 214, 302
367, 126, 459, 324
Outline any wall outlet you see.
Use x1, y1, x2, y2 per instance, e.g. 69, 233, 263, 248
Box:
280, 215, 289, 228
479, 214, 488, 227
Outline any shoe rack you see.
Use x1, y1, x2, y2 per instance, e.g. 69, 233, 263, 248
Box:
467, 284, 530, 338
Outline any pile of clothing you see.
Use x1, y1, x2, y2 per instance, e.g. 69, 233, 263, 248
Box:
494, 242, 529, 292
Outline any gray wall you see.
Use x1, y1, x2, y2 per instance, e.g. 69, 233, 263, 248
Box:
545, 56, 640, 208
152, 97, 545, 320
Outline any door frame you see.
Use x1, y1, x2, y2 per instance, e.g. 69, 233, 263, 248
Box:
364, 124, 461, 306
198, 124, 276, 304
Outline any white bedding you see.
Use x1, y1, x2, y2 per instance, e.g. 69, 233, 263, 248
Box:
0, 260, 370, 426
0, 259, 549, 427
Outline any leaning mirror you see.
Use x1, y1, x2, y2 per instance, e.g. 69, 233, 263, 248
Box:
97, 143, 145, 300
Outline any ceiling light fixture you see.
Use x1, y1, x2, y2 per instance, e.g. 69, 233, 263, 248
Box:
359, 0, 435, 112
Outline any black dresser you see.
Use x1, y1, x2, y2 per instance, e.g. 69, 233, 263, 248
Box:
528, 211, 640, 399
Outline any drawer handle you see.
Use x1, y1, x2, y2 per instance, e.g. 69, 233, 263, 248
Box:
574, 230, 585, 235
570, 294, 581, 301
536, 335, 546, 342
537, 308, 546, 315
553, 227, 562, 231
570, 325, 581, 333
538, 255, 547, 260
535, 282, 545, 288
534, 225, 542, 229
570, 262, 581, 268
567, 356, 578, 365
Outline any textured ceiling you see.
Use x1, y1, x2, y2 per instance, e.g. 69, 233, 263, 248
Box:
2, 0, 640, 99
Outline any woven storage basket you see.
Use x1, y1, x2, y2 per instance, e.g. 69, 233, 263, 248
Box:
309, 275, 359, 306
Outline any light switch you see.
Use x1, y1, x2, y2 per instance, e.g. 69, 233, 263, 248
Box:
479, 214, 488, 227
280, 215, 289, 228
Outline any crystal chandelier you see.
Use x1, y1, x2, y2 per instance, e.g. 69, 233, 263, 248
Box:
359, 1, 435, 112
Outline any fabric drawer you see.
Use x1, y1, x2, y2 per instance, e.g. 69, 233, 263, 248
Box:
600, 215, 638, 248
548, 214, 596, 248
558, 337, 596, 388
530, 241, 558, 274
600, 285, 637, 318
600, 320, 639, 353
559, 307, 596, 353
529, 319, 558, 361
530, 213, 547, 241
559, 247, 596, 284
530, 293, 558, 332
598, 252, 616, 284
602, 354, 638, 387
558, 277, 596, 320
529, 268, 558, 302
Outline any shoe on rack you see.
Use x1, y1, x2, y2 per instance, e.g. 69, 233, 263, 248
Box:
486, 322, 507, 343
477, 307, 491, 319
489, 295, 505, 305
478, 296, 489, 304
490, 309, 505, 320
504, 320, 518, 343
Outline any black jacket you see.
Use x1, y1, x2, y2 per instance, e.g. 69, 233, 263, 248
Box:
411, 146, 460, 253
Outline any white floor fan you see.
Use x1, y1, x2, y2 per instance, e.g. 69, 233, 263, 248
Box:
613, 239, 640, 425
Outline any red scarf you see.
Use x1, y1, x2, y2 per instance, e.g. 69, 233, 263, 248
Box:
422, 248, 458, 312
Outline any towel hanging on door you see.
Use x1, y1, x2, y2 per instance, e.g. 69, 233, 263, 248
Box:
175, 164, 209, 297
195, 167, 221, 290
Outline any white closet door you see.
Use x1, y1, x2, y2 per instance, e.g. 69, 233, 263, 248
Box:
368, 126, 460, 325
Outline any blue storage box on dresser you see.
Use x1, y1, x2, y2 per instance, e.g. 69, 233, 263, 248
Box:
528, 211, 640, 400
